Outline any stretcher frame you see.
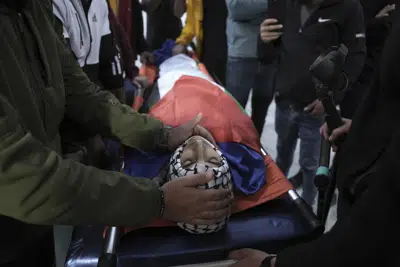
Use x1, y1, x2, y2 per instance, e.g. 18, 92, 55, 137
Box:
95, 54, 324, 267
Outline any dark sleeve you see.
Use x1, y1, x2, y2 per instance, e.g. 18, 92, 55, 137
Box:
276, 133, 400, 267
99, 32, 125, 90
132, 0, 149, 53
340, 0, 367, 87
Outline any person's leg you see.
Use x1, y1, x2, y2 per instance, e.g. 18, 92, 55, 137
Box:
251, 61, 276, 135
225, 57, 258, 108
298, 112, 324, 205
275, 101, 299, 176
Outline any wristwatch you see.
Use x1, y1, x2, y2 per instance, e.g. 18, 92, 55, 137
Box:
260, 255, 276, 267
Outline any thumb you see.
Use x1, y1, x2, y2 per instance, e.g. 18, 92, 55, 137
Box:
184, 113, 203, 129
229, 249, 253, 260
329, 126, 344, 142
304, 101, 316, 111
182, 172, 213, 187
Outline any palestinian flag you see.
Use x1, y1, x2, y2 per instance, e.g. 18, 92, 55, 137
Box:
121, 66, 292, 230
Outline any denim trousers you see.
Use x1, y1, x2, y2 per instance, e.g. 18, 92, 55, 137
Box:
275, 100, 323, 205
225, 57, 275, 135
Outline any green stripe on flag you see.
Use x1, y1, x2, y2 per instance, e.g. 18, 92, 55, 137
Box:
223, 90, 247, 114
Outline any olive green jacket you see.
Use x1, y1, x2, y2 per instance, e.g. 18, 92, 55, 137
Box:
0, 0, 163, 228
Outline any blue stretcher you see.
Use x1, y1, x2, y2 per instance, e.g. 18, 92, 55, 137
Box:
66, 193, 322, 267
65, 52, 324, 266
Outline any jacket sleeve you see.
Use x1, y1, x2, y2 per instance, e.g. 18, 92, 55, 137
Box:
175, 0, 195, 46
0, 93, 162, 227
341, 1, 366, 87
99, 5, 125, 91
226, 0, 268, 21
276, 131, 400, 267
132, 0, 149, 53
57, 25, 164, 151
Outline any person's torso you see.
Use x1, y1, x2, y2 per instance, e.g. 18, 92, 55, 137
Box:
201, 0, 227, 59
275, 0, 359, 106
147, 0, 182, 50
53, 0, 110, 82
0, 0, 66, 261
226, 1, 268, 58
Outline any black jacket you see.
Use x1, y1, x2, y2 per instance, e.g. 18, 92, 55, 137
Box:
275, 10, 400, 267
263, 0, 366, 107
359, 0, 395, 83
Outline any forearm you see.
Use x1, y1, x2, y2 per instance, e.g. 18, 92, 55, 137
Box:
59, 32, 163, 151
226, 0, 268, 21
0, 96, 161, 227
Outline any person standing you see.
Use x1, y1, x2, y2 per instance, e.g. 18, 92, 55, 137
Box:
0, 1, 232, 266
260, 0, 366, 205
143, 0, 184, 51
225, 0, 274, 135
172, 0, 228, 85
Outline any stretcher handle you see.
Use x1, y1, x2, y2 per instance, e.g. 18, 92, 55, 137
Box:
260, 148, 322, 232
97, 226, 120, 267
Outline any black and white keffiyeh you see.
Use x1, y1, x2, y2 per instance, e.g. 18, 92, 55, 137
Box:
168, 137, 233, 234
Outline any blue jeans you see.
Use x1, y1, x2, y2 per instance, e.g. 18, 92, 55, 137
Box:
226, 57, 275, 135
275, 100, 323, 205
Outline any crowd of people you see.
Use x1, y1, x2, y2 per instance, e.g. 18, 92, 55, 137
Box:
0, 0, 399, 266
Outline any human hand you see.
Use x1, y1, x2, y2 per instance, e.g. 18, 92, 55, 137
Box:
376, 4, 396, 18
229, 249, 276, 267
161, 172, 233, 224
260, 18, 283, 43
304, 99, 325, 117
140, 51, 156, 65
320, 118, 352, 152
167, 113, 216, 150
172, 44, 187, 55
132, 76, 150, 89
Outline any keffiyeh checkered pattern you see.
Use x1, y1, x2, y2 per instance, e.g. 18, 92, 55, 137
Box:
168, 138, 233, 234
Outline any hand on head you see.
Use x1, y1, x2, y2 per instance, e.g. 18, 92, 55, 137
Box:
161, 172, 233, 225
167, 113, 217, 151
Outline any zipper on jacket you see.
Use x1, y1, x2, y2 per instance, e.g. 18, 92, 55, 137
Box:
84, 14, 93, 65
75, 13, 84, 49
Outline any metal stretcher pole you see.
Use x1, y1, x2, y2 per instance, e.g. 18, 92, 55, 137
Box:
97, 227, 121, 267
260, 148, 322, 231
313, 80, 343, 225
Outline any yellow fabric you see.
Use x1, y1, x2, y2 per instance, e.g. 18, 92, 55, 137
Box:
175, 0, 203, 57
109, 0, 119, 16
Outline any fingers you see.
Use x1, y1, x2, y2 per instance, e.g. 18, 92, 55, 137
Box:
202, 188, 232, 201
261, 18, 278, 26
181, 172, 214, 187
329, 126, 346, 142
184, 113, 203, 130
261, 24, 283, 32
260, 32, 281, 42
229, 249, 253, 260
304, 101, 316, 112
193, 125, 217, 146
320, 124, 329, 140
204, 195, 233, 210
195, 207, 231, 223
